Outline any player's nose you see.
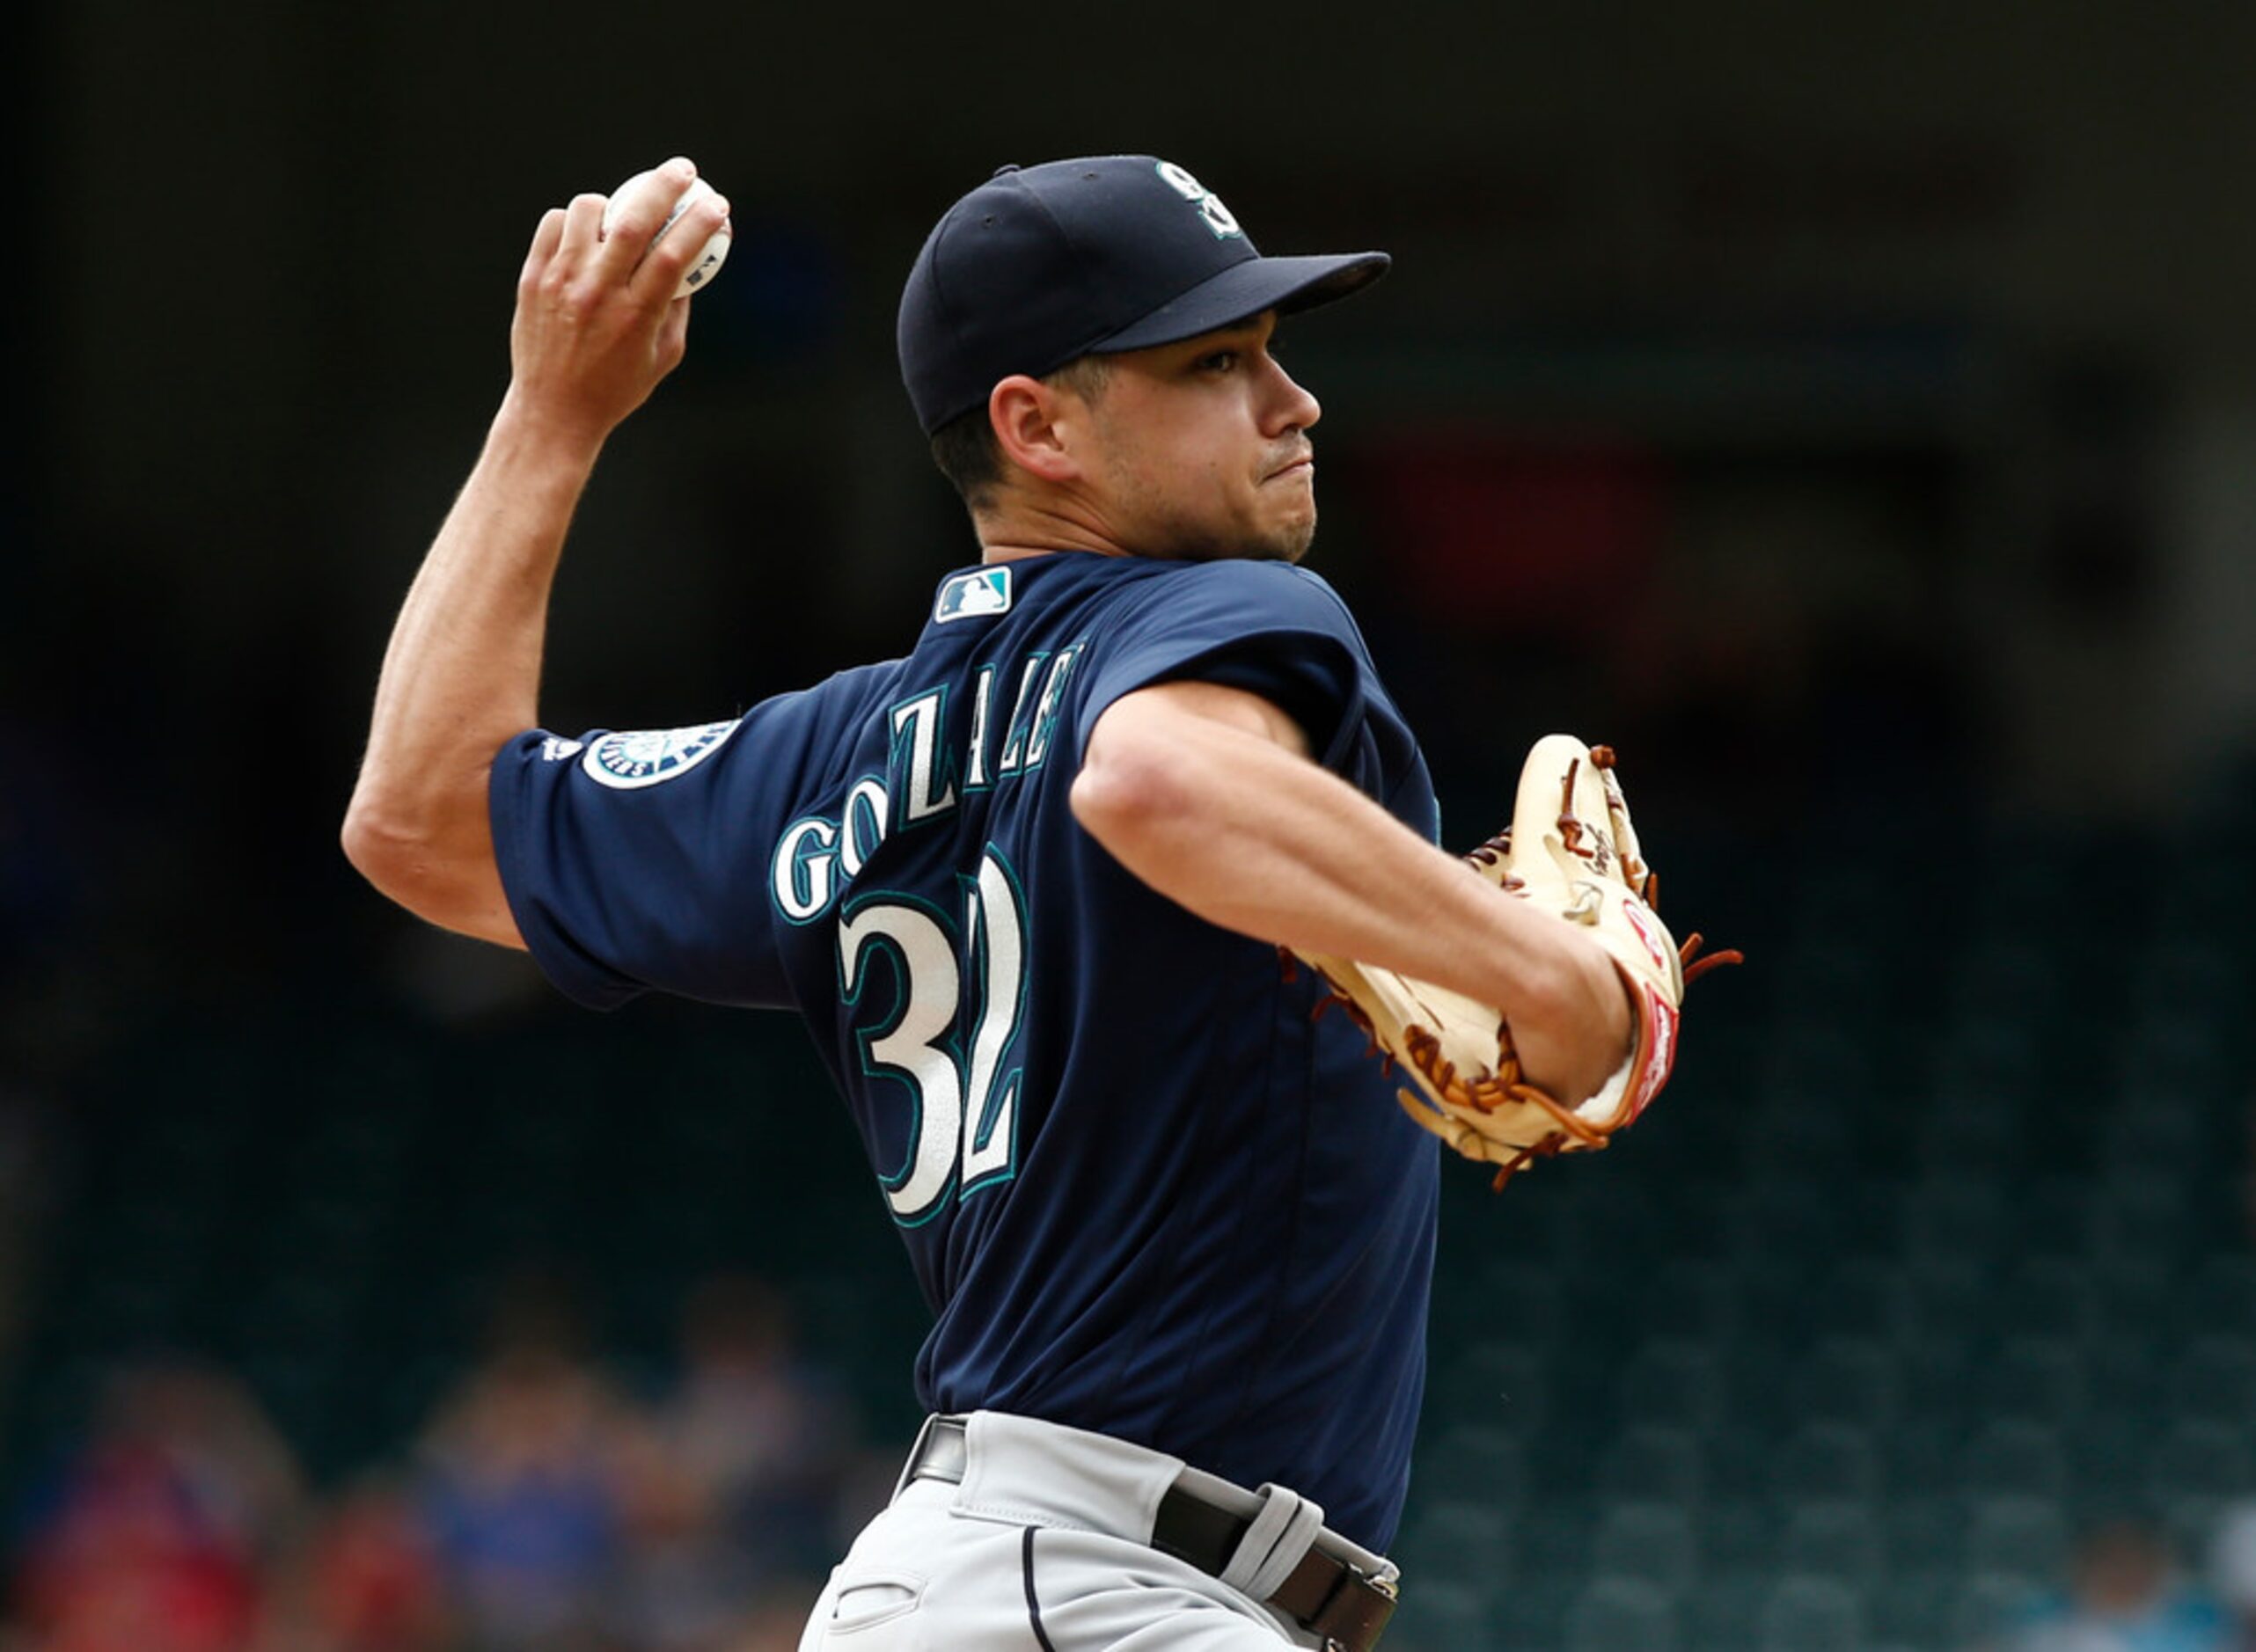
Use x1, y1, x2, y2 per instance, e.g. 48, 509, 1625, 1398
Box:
1265, 357, 1322, 435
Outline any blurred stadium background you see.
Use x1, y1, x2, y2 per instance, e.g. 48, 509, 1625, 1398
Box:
5, 4, 2255, 1648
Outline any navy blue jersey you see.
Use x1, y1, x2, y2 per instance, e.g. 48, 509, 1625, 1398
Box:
490, 552, 1440, 1549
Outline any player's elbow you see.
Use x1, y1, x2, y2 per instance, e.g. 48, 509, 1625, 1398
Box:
340, 785, 521, 948
1070, 724, 1198, 856
341, 793, 436, 905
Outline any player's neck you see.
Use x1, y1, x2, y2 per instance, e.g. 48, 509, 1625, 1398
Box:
975, 491, 1137, 565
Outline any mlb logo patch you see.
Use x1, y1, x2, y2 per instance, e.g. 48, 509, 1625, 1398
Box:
935, 567, 1012, 624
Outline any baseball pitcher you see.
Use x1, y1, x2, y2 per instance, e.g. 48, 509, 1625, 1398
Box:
345, 154, 1710, 1650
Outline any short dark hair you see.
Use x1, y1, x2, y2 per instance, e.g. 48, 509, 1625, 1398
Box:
928, 356, 1112, 515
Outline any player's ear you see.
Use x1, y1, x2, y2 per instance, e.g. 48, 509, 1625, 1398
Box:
990, 376, 1083, 486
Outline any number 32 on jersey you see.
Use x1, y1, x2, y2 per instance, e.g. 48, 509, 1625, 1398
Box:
836, 849, 1028, 1225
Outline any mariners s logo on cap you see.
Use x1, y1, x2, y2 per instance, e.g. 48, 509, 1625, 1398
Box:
1154, 161, 1242, 240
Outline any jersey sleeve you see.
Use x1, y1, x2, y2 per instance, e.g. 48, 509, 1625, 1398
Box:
1072, 561, 1371, 773
488, 687, 846, 1012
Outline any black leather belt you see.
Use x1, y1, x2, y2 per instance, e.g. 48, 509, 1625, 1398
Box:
906, 1416, 1398, 1652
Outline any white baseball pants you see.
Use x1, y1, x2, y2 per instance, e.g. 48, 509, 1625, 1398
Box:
796, 1410, 1398, 1650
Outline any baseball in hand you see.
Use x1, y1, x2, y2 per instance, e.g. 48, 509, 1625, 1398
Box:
602, 171, 731, 298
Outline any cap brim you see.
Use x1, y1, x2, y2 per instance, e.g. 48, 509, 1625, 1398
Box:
1090, 251, 1390, 355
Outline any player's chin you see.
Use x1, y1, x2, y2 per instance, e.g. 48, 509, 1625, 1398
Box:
1228, 498, 1315, 563
1264, 499, 1318, 562
1156, 498, 1315, 563
1263, 473, 1317, 551
1216, 511, 1314, 563
1271, 517, 1316, 563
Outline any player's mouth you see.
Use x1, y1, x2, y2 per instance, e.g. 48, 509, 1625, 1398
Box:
1264, 450, 1315, 483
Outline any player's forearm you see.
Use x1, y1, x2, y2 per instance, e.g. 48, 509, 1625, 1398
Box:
342, 398, 599, 926
1074, 707, 1629, 1068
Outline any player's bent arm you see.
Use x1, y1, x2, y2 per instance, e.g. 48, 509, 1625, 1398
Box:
1073, 680, 1631, 1105
344, 166, 724, 948
339, 406, 601, 951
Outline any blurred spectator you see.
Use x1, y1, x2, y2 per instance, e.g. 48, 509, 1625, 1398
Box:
600, 1418, 759, 1652
11, 1360, 304, 1652
412, 1283, 633, 1651
257, 1474, 451, 1652
652, 1275, 853, 1587
401, 1272, 853, 1649
2011, 1520, 2228, 1652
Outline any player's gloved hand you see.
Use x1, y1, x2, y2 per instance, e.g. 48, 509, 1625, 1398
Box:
1291, 736, 1739, 1188
503, 157, 729, 450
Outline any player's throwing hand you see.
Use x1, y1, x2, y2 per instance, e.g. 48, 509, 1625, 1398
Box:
504, 157, 729, 449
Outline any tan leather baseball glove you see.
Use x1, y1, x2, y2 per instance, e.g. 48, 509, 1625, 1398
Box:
1293, 736, 1737, 1188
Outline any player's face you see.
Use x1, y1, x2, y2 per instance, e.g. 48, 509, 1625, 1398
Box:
1078, 313, 1323, 564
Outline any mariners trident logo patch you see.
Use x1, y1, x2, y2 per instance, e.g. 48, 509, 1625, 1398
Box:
582, 720, 741, 790
935, 567, 1012, 624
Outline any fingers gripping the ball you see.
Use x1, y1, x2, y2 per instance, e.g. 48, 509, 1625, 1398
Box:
601, 160, 733, 301
597, 164, 687, 273
519, 162, 731, 310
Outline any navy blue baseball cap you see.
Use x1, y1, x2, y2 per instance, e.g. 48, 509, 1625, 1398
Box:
898, 156, 1389, 435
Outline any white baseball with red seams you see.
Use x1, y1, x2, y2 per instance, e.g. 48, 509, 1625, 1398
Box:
602, 172, 730, 298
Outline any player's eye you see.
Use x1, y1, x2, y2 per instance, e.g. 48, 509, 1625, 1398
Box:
1197, 350, 1240, 374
